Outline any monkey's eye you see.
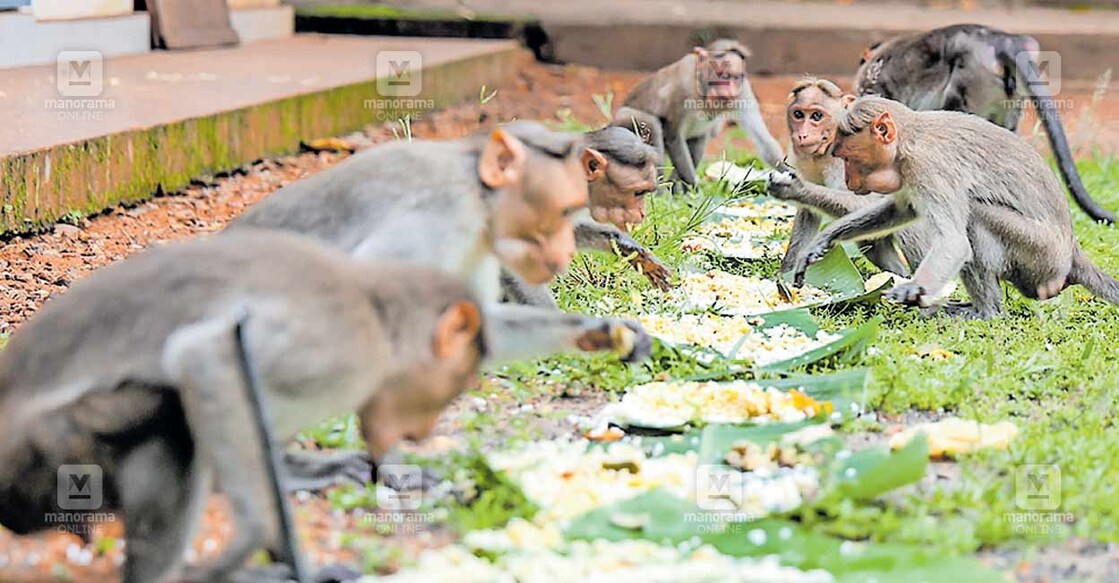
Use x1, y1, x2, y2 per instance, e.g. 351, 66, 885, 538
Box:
810, 111, 823, 122
792, 110, 805, 120
635, 189, 654, 197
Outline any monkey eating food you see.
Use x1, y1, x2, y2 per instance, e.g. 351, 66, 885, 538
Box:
855, 24, 1115, 223
227, 121, 653, 479
501, 125, 673, 307
611, 38, 784, 192
775, 96, 1119, 319
774, 77, 927, 277
0, 231, 492, 582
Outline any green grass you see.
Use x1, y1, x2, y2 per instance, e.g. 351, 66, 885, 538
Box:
531, 151, 1119, 555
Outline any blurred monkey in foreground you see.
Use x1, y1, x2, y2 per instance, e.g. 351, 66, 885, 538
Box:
0, 232, 489, 582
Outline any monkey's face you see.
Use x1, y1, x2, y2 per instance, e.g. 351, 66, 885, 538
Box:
787, 87, 849, 157
588, 158, 658, 231
362, 302, 483, 460
491, 153, 587, 284
697, 49, 747, 102
833, 112, 902, 195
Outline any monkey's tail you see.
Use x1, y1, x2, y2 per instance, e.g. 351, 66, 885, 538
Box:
1000, 35, 1115, 224
1069, 246, 1119, 305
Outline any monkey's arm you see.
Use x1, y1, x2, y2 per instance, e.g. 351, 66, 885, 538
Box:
889, 218, 971, 308
792, 197, 917, 285
768, 172, 882, 218
738, 78, 785, 167
163, 317, 286, 581
781, 208, 822, 275
481, 303, 651, 368
575, 220, 673, 291
664, 128, 698, 188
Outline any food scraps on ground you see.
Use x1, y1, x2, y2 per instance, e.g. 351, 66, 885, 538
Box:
638, 313, 842, 364
888, 417, 1019, 458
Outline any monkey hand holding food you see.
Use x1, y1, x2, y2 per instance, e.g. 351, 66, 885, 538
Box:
627, 246, 674, 291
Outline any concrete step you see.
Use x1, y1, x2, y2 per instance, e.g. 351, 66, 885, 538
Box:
367, 0, 1119, 79
0, 35, 519, 234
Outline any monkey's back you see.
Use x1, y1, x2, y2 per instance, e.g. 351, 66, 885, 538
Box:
902, 108, 1070, 227
0, 231, 385, 421
228, 139, 483, 253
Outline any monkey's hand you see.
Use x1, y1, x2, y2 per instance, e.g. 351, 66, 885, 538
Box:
628, 249, 674, 291
886, 282, 927, 307
766, 169, 803, 201
576, 319, 653, 362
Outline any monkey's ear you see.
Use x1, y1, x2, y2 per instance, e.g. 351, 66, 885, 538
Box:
871, 112, 897, 144
432, 301, 481, 359
479, 128, 528, 189
580, 148, 608, 182
841, 94, 856, 108
692, 47, 708, 59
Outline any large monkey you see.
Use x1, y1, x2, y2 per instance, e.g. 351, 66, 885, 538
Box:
612, 38, 784, 191
501, 126, 672, 307
227, 121, 652, 474
855, 24, 1115, 223
777, 77, 918, 276
0, 231, 490, 582
777, 97, 1119, 318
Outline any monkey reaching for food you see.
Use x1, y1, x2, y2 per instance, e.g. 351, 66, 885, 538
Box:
501, 126, 672, 307
855, 24, 1115, 223
776, 96, 1119, 318
774, 77, 926, 277
0, 231, 490, 582
611, 39, 784, 192
228, 121, 652, 478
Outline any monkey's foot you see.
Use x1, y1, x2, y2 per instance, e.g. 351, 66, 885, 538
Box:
283, 450, 373, 492
886, 282, 928, 306
630, 252, 674, 291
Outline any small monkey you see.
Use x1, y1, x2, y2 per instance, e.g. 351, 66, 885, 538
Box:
612, 39, 784, 191
776, 77, 923, 276
0, 231, 489, 582
779, 96, 1119, 318
501, 126, 672, 306
855, 24, 1115, 223
227, 121, 653, 474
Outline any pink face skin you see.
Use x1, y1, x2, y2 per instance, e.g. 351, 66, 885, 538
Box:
787, 86, 847, 158
588, 158, 658, 232
832, 112, 903, 195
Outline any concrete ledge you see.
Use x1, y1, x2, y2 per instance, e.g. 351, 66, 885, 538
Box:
0, 35, 519, 234
0, 12, 150, 69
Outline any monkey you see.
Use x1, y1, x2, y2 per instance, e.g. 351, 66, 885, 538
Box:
776, 96, 1119, 319
500, 125, 672, 307
611, 38, 784, 192
854, 24, 1115, 223
776, 77, 921, 277
0, 230, 499, 582
226, 121, 653, 478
